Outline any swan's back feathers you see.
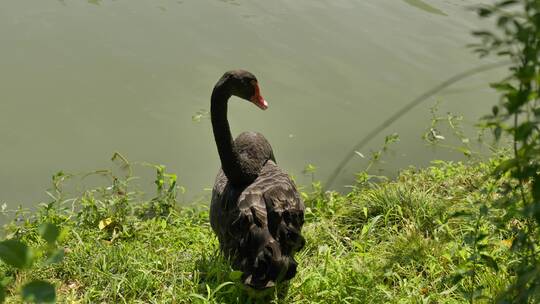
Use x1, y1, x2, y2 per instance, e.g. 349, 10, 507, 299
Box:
234, 132, 275, 183
210, 160, 305, 289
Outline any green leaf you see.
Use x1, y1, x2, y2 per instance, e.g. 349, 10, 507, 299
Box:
210, 282, 234, 298
495, 0, 518, 8
38, 223, 60, 245
494, 159, 518, 176
532, 177, 540, 202
0, 240, 31, 269
506, 90, 529, 113
480, 253, 499, 271
449, 210, 471, 219
480, 205, 489, 216
492, 105, 499, 116
516, 122, 536, 141
0, 277, 12, 288
457, 147, 471, 157
302, 164, 317, 174
497, 15, 510, 26
494, 126, 502, 141
451, 273, 465, 285
490, 82, 516, 92
21, 280, 55, 303
476, 7, 493, 17
189, 293, 207, 301
384, 133, 399, 145
472, 30, 495, 38
229, 270, 243, 281
0, 286, 5, 303
45, 249, 64, 265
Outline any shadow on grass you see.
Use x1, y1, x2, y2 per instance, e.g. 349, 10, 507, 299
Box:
194, 250, 290, 303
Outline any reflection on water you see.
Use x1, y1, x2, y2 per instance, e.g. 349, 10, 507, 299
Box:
218, 0, 241, 6
403, 0, 447, 16
87, 0, 102, 6
0, 0, 503, 205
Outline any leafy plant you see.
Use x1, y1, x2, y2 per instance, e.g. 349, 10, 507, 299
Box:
139, 163, 183, 218
469, 0, 540, 301
353, 133, 399, 187
0, 222, 63, 303
192, 109, 210, 123
423, 101, 476, 158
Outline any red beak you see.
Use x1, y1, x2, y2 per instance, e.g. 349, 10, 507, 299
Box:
250, 82, 268, 110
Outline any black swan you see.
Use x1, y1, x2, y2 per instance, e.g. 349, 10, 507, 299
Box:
209, 70, 305, 290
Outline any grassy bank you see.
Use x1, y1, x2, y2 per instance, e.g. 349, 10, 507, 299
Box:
0, 159, 518, 303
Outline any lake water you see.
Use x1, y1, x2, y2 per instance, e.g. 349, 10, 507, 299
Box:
0, 0, 506, 205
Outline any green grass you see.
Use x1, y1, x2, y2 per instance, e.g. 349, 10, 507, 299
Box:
0, 159, 519, 303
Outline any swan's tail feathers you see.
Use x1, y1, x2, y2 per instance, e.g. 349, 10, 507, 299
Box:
235, 225, 298, 290
276, 220, 306, 254
268, 210, 306, 256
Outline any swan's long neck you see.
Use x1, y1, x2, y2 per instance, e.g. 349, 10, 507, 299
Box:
211, 86, 246, 186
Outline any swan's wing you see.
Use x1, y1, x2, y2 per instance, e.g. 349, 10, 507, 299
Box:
258, 161, 305, 255
231, 160, 305, 287
238, 161, 305, 256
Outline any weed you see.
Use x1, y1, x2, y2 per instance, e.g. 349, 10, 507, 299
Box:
0, 157, 520, 303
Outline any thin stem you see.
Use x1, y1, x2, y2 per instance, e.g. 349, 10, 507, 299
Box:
470, 212, 482, 304
514, 110, 528, 207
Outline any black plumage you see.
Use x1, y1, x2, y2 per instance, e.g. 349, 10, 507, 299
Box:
209, 70, 305, 290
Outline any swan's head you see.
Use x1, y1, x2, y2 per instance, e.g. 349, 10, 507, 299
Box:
220, 69, 268, 110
